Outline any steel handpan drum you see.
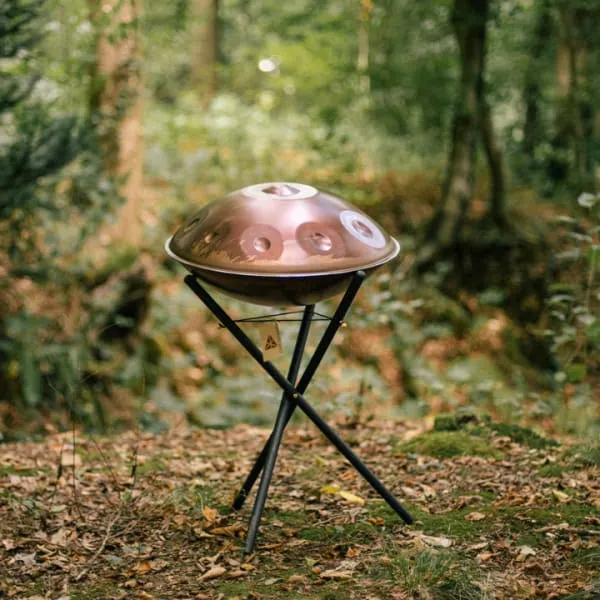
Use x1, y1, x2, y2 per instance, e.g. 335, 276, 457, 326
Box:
165, 182, 400, 306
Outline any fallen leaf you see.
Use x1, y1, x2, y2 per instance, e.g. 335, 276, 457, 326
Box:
465, 512, 487, 521
49, 528, 70, 547
552, 489, 569, 502
467, 542, 488, 551
320, 485, 341, 494
149, 559, 169, 572
476, 552, 495, 562
419, 534, 453, 548
209, 524, 244, 537
320, 569, 353, 580
199, 565, 226, 581
229, 569, 247, 578
338, 490, 366, 505
60, 452, 81, 467
202, 507, 218, 523
14, 553, 36, 568
133, 562, 152, 575
2, 539, 15, 551
517, 545, 537, 562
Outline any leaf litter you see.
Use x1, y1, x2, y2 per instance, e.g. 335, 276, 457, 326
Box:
0, 418, 598, 599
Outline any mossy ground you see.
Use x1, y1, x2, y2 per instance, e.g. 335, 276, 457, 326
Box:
1, 420, 598, 599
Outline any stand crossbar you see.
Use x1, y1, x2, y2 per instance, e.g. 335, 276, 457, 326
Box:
184, 273, 413, 554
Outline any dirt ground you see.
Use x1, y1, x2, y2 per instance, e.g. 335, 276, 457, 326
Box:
1, 418, 599, 599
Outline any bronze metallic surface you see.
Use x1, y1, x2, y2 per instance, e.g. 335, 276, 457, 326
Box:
166, 182, 400, 306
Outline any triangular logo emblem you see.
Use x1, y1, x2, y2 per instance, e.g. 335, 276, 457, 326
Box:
265, 335, 278, 350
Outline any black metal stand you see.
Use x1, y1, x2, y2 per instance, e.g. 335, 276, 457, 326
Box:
184, 272, 413, 554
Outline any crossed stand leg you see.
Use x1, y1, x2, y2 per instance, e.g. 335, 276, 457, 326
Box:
184, 272, 413, 554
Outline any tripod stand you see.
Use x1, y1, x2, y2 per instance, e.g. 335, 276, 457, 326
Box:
184, 271, 413, 554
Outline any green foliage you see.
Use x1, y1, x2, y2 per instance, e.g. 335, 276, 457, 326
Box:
398, 430, 500, 460
0, 0, 127, 429
383, 550, 456, 597
489, 422, 558, 449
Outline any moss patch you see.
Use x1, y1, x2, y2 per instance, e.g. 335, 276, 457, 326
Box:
566, 446, 600, 468
490, 422, 558, 449
500, 503, 597, 529
537, 463, 570, 477
69, 584, 121, 600
0, 465, 40, 477
137, 457, 168, 475
369, 503, 490, 542
397, 431, 501, 459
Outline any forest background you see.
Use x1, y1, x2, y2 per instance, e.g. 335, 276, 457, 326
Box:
2, 1, 600, 598
1, 0, 599, 441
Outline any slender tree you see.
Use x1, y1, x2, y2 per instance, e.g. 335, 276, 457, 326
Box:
522, 0, 553, 168
418, 0, 506, 267
191, 0, 219, 106
357, 0, 372, 95
89, 0, 143, 241
551, 1, 598, 191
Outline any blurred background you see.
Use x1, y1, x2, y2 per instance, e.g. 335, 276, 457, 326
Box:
0, 0, 598, 440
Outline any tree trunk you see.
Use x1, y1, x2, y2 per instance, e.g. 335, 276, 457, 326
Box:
191, 0, 219, 106
522, 0, 552, 163
422, 0, 488, 258
551, 4, 597, 191
480, 98, 507, 223
357, 0, 372, 95
89, 0, 144, 243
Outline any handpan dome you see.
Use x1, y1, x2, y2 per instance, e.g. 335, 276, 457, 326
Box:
166, 182, 400, 306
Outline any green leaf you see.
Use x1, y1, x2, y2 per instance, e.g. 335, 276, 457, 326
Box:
588, 321, 600, 345
565, 364, 587, 383
577, 193, 598, 208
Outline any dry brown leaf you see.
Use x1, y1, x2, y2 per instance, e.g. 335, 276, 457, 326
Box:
229, 569, 247, 578
149, 559, 169, 572
465, 512, 487, 521
133, 561, 153, 575
49, 528, 70, 547
419, 534, 453, 548
476, 552, 495, 562
320, 569, 353, 579
517, 545, 536, 562
209, 524, 244, 537
202, 506, 219, 523
199, 565, 226, 581
552, 489, 569, 502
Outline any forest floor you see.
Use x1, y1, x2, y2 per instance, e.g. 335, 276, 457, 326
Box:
1, 417, 599, 600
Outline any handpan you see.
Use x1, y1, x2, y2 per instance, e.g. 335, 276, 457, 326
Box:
165, 182, 400, 306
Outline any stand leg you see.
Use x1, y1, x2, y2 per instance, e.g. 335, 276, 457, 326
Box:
184, 274, 413, 530
244, 305, 314, 554
232, 272, 365, 510
288, 392, 413, 524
